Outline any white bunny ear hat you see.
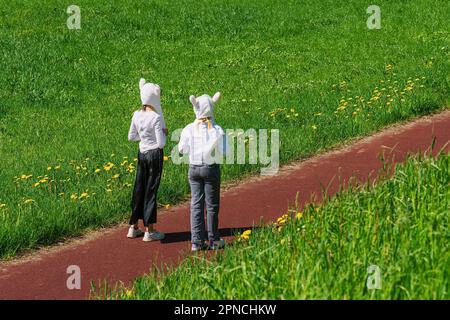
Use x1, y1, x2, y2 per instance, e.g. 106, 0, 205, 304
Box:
189, 92, 221, 120
139, 78, 161, 108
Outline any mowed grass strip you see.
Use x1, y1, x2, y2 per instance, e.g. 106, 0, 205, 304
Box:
103, 153, 450, 300
0, 0, 449, 258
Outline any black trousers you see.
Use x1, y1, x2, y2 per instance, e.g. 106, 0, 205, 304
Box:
129, 148, 164, 226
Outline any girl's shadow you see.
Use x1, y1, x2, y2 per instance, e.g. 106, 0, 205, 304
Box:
161, 227, 257, 244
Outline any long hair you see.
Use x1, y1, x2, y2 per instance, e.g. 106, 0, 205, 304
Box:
141, 104, 155, 112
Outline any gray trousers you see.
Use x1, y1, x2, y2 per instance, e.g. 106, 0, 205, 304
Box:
188, 164, 221, 243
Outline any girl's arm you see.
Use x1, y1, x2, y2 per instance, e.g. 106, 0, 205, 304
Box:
153, 105, 167, 130
154, 115, 166, 149
178, 127, 190, 154
128, 114, 140, 141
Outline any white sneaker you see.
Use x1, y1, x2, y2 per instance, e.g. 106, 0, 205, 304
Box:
127, 226, 144, 238
143, 230, 165, 242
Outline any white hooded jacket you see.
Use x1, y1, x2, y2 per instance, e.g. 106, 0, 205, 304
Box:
178, 92, 228, 165
128, 78, 166, 152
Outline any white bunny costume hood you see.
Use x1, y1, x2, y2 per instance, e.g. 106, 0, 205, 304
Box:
139, 78, 166, 128
139, 78, 161, 108
189, 92, 221, 121
179, 91, 228, 165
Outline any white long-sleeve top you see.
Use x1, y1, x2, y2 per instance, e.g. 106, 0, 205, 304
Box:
128, 109, 166, 152
178, 121, 228, 165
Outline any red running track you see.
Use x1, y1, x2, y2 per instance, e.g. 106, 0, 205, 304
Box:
0, 111, 449, 299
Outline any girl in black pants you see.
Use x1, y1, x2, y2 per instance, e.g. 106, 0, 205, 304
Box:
127, 78, 167, 241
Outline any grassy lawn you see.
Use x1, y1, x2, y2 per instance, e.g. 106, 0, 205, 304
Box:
0, 0, 449, 258
104, 153, 450, 300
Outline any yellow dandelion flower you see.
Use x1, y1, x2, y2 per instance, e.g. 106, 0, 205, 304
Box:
277, 214, 289, 225
311, 125, 317, 130
106, 188, 112, 192
296, 212, 303, 220
78, 193, 89, 201
112, 174, 120, 179
125, 289, 133, 298
163, 156, 169, 161
0, 204, 6, 209
280, 239, 286, 245
242, 230, 252, 237
47, 166, 52, 171
55, 165, 61, 170
23, 199, 34, 204
33, 182, 40, 188
70, 194, 78, 200
165, 204, 171, 209
239, 229, 252, 240
95, 168, 101, 173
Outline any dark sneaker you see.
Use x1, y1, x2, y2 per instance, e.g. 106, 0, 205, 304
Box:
208, 239, 225, 250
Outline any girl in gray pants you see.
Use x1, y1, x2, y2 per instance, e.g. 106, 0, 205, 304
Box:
178, 92, 227, 251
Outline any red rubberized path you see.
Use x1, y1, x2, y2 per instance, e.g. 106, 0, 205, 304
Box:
0, 111, 449, 299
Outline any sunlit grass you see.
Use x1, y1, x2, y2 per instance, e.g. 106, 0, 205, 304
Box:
0, 0, 449, 258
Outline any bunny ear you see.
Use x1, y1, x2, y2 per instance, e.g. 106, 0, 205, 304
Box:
189, 95, 198, 108
139, 78, 146, 90
212, 92, 221, 103
154, 85, 161, 95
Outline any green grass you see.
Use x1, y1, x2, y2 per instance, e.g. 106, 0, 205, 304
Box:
0, 0, 449, 258
103, 153, 450, 300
